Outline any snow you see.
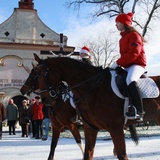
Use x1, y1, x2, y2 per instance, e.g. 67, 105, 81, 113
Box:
1, 127, 160, 160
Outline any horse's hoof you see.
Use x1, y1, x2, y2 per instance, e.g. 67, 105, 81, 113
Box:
113, 148, 117, 157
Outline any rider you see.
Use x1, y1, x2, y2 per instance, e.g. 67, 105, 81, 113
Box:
79, 46, 92, 65
71, 46, 92, 124
111, 12, 147, 120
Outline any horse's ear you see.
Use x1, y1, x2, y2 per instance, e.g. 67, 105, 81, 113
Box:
33, 53, 41, 63
32, 62, 37, 69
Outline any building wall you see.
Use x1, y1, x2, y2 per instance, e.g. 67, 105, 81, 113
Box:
0, 5, 75, 108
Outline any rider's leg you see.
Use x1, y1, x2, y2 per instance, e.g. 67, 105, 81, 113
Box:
126, 81, 144, 118
125, 65, 145, 119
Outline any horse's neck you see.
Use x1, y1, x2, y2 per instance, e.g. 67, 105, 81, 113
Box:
57, 61, 90, 86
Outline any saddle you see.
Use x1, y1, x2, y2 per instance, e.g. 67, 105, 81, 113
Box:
111, 67, 159, 99
110, 67, 160, 122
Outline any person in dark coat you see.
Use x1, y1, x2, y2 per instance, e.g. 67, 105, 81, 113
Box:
0, 102, 6, 139
19, 100, 31, 137
6, 99, 18, 135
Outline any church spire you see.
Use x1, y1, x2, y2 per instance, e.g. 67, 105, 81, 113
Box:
18, 0, 34, 10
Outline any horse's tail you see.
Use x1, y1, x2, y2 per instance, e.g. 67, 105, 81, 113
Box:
128, 124, 139, 145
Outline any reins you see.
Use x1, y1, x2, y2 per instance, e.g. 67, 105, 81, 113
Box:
67, 70, 106, 91
36, 62, 107, 101
35, 61, 109, 131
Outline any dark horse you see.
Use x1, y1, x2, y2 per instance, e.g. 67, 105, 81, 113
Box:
30, 54, 157, 160
20, 68, 84, 160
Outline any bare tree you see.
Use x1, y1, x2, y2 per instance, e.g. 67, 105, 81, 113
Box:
77, 30, 119, 67
66, 0, 160, 67
66, 0, 160, 37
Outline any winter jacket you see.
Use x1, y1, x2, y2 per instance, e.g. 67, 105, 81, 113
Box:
6, 104, 18, 121
81, 58, 92, 65
0, 103, 6, 122
19, 105, 31, 125
117, 30, 146, 68
32, 102, 44, 120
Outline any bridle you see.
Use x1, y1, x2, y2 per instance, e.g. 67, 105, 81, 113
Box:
22, 69, 39, 95
36, 63, 62, 99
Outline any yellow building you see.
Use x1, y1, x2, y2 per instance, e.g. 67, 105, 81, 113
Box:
0, 0, 76, 108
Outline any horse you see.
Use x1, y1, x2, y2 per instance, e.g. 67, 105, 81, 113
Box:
21, 63, 141, 159
20, 68, 84, 160
30, 54, 152, 160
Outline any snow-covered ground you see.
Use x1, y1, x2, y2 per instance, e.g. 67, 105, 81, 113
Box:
1, 127, 160, 160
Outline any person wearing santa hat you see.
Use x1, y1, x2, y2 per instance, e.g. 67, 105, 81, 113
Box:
79, 46, 92, 65
70, 46, 92, 123
111, 12, 147, 121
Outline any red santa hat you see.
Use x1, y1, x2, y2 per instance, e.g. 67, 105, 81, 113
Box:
115, 12, 133, 26
79, 46, 90, 56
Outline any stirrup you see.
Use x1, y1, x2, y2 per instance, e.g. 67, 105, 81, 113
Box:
126, 112, 142, 120
126, 105, 143, 121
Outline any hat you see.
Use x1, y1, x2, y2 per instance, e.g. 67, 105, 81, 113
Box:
35, 96, 40, 99
79, 46, 90, 56
22, 100, 27, 103
115, 12, 133, 26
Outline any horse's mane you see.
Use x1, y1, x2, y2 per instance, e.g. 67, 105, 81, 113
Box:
43, 56, 104, 71
38, 57, 111, 87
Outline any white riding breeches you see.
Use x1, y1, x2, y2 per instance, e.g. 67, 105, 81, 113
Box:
125, 65, 145, 85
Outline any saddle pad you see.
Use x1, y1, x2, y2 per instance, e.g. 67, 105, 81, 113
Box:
110, 70, 159, 99
137, 78, 159, 98
62, 89, 76, 108
111, 70, 124, 99
69, 91, 76, 108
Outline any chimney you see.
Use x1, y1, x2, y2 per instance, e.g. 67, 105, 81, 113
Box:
18, 0, 34, 10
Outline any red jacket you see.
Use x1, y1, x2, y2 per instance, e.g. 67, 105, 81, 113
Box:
117, 31, 146, 68
32, 102, 44, 120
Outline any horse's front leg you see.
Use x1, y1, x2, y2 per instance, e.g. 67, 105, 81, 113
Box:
83, 125, 98, 160
110, 126, 128, 160
68, 123, 84, 155
47, 123, 62, 160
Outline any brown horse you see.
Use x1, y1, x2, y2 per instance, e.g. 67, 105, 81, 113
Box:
21, 63, 140, 159
31, 54, 152, 160
20, 68, 84, 160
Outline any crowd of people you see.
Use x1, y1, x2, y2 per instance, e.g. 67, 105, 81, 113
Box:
0, 46, 90, 140
0, 96, 51, 141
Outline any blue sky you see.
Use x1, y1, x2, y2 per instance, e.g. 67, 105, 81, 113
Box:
5, 0, 98, 33
0, 0, 111, 48
1, 0, 160, 75
0, 0, 104, 46
0, 0, 76, 32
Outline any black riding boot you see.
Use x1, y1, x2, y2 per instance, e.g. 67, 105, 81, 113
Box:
126, 81, 144, 120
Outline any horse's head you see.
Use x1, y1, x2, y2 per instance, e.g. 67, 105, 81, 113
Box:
20, 63, 39, 95
33, 53, 60, 106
